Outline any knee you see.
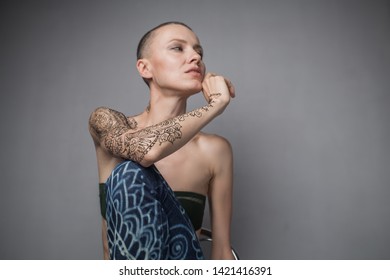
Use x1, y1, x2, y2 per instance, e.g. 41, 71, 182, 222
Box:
112, 161, 149, 179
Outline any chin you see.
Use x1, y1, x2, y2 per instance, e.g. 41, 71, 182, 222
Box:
185, 86, 202, 96
187, 81, 203, 93
172, 80, 203, 96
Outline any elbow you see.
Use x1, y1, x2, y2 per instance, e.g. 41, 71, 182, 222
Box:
138, 159, 154, 168
138, 150, 159, 167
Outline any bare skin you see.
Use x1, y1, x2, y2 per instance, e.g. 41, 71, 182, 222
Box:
89, 24, 235, 259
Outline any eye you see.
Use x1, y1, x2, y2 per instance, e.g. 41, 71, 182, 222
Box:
171, 46, 183, 52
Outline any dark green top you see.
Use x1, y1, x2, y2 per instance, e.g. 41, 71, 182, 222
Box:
99, 184, 206, 231
99, 183, 107, 219
174, 191, 206, 231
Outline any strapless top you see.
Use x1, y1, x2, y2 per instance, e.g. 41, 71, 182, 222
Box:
174, 191, 206, 231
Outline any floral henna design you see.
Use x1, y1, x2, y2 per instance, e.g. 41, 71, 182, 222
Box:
90, 103, 214, 161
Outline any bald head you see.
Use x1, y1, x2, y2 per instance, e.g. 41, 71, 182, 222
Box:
137, 21, 193, 60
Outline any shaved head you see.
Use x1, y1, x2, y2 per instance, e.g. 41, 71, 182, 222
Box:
137, 21, 193, 60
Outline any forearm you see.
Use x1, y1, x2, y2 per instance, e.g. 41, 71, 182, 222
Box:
138, 100, 225, 166
211, 246, 235, 260
89, 99, 226, 167
210, 209, 235, 260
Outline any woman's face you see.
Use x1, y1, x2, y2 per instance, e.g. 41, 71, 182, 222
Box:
145, 24, 206, 96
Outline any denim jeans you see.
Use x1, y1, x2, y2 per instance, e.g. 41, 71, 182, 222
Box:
105, 160, 204, 260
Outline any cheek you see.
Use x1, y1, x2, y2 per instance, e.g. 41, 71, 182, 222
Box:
150, 62, 174, 82
155, 60, 181, 78
151, 55, 174, 70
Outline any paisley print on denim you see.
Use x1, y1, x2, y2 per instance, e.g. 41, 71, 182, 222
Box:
105, 161, 203, 260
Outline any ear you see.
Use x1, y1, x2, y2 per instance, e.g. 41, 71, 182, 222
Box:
136, 59, 152, 80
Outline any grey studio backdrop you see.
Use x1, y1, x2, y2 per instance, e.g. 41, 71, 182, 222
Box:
1, 0, 389, 259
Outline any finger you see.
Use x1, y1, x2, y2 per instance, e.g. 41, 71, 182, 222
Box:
209, 93, 222, 99
224, 78, 236, 98
202, 80, 211, 102
202, 92, 211, 103
204, 72, 217, 79
202, 72, 218, 102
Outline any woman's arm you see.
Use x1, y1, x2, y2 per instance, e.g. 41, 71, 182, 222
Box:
89, 74, 234, 167
207, 136, 235, 260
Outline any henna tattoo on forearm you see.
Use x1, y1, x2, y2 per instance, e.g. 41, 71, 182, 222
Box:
89, 102, 214, 162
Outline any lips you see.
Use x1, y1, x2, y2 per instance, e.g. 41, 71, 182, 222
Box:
185, 67, 201, 74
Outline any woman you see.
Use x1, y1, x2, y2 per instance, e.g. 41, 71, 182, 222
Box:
89, 22, 235, 259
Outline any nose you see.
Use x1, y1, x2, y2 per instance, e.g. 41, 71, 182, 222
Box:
189, 49, 202, 65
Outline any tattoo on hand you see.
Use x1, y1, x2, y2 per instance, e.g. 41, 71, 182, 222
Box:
89, 103, 214, 161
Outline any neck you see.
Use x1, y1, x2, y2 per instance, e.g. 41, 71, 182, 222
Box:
143, 89, 189, 126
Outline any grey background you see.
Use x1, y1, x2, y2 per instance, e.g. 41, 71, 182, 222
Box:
1, 0, 389, 259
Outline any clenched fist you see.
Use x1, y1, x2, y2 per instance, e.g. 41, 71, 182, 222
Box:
202, 73, 235, 114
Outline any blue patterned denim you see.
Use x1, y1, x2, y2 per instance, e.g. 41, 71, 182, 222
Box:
105, 160, 204, 260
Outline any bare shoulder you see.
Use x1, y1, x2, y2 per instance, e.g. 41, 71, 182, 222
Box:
195, 132, 233, 158
194, 132, 233, 177
89, 107, 128, 130
88, 106, 129, 143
